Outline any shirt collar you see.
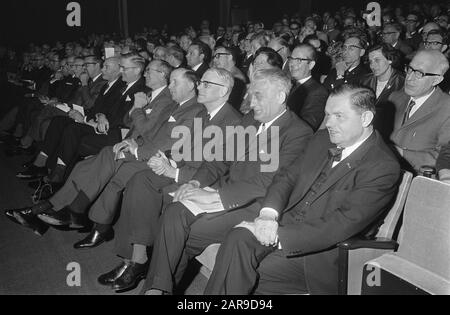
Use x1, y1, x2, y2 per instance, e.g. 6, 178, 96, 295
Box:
192, 63, 202, 71
339, 130, 373, 162
151, 85, 167, 101
208, 102, 227, 120
92, 73, 102, 82
179, 96, 194, 107
298, 76, 312, 85
122, 79, 139, 95
261, 109, 287, 130
411, 87, 436, 107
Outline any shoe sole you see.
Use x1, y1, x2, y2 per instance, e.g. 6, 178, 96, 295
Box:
113, 273, 146, 293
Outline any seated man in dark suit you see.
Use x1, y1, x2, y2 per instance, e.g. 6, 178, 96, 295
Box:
16, 54, 147, 183
4, 68, 204, 236
323, 35, 369, 92
94, 68, 243, 292
204, 84, 400, 295
212, 46, 248, 110
186, 40, 211, 79
15, 56, 123, 183
143, 68, 313, 295
287, 43, 329, 131
381, 23, 413, 59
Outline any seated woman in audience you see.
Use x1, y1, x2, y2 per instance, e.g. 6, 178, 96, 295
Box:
359, 44, 404, 140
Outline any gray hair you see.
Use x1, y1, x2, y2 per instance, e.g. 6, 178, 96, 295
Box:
205, 67, 235, 92
252, 68, 292, 98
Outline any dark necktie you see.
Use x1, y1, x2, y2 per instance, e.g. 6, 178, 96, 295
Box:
402, 99, 416, 126
328, 146, 344, 163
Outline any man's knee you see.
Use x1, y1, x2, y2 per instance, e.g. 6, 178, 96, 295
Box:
224, 227, 254, 247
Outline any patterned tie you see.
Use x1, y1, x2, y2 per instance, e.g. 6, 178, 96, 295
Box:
402, 99, 416, 126
328, 146, 344, 162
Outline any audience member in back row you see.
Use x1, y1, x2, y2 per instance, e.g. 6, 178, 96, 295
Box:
389, 50, 450, 174
286, 43, 329, 131
359, 43, 405, 140
323, 35, 369, 92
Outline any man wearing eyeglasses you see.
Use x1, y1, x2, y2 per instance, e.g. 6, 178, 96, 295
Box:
287, 44, 328, 131
212, 46, 248, 110
423, 29, 450, 92
143, 68, 312, 295
389, 50, 450, 173
405, 13, 422, 50
323, 36, 369, 93
381, 23, 413, 57
95, 68, 243, 291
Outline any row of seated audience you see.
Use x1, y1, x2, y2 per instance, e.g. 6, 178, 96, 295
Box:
1, 0, 450, 295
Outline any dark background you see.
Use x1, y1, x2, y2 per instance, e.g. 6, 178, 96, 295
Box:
0, 0, 401, 46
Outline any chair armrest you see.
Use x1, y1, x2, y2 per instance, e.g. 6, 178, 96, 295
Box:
338, 237, 398, 251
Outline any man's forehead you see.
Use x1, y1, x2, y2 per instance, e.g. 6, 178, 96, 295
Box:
411, 53, 435, 70
292, 47, 309, 57
428, 34, 444, 41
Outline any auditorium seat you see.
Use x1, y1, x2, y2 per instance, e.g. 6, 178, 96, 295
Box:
337, 170, 413, 295
361, 176, 450, 295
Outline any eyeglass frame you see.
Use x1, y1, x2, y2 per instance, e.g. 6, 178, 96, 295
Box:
119, 65, 139, 71
198, 80, 226, 88
342, 44, 364, 51
405, 65, 442, 79
423, 40, 444, 46
287, 56, 312, 63
145, 67, 164, 75
213, 52, 231, 59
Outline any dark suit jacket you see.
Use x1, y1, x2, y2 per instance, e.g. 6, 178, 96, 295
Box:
54, 75, 81, 103
390, 87, 450, 172
359, 69, 405, 140
70, 75, 107, 110
192, 62, 209, 79
136, 96, 206, 161
85, 79, 126, 122
323, 63, 369, 93
126, 86, 177, 139
176, 103, 242, 184
436, 141, 450, 171
192, 109, 313, 211
394, 40, 413, 58
263, 129, 400, 294
287, 77, 329, 131
106, 77, 148, 130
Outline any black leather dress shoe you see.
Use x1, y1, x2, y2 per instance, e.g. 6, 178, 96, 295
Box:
37, 207, 86, 228
111, 261, 149, 292
16, 165, 47, 180
4, 208, 49, 236
73, 228, 113, 249
98, 262, 130, 286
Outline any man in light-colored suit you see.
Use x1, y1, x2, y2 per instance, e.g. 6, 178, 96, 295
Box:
389, 50, 450, 173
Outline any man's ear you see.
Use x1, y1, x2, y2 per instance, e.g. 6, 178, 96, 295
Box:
308, 60, 316, 71
278, 91, 287, 104
360, 49, 366, 57
361, 110, 374, 127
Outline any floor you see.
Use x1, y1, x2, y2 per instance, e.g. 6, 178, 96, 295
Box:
0, 143, 207, 295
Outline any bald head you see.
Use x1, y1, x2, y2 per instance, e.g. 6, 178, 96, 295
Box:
405, 50, 448, 98
415, 50, 449, 75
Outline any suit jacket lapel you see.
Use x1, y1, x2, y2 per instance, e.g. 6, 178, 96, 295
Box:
309, 132, 377, 203
286, 139, 333, 209
401, 88, 442, 128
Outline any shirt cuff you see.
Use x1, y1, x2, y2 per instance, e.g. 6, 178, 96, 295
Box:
260, 207, 279, 220
175, 168, 180, 183
131, 147, 138, 160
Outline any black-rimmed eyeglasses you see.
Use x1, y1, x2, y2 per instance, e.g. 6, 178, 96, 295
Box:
198, 80, 226, 88
405, 65, 441, 79
287, 56, 312, 63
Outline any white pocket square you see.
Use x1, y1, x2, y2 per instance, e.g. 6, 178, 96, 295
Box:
125, 96, 132, 101
168, 116, 176, 122
259, 149, 266, 154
